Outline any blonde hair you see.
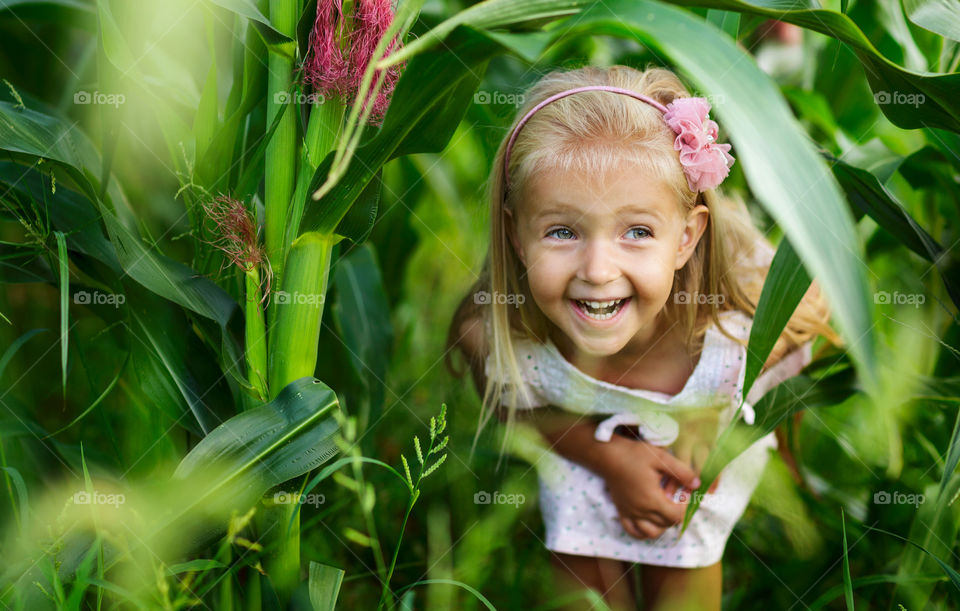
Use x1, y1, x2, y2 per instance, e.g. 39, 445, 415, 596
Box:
446, 63, 842, 462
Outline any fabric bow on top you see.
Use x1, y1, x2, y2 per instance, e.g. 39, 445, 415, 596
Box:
662, 97, 736, 193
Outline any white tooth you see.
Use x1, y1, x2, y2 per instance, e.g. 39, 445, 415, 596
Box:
588, 301, 601, 309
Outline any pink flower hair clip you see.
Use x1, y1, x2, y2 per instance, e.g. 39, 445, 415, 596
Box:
662, 96, 735, 193
503, 86, 736, 194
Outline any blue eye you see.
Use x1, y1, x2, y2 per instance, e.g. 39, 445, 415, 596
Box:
626, 227, 651, 240
546, 227, 575, 240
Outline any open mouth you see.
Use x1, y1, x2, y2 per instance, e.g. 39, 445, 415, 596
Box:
571, 298, 630, 321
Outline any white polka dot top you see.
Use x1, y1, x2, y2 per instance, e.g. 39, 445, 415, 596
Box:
483, 308, 813, 567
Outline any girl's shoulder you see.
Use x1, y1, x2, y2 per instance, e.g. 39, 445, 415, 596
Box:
729, 233, 776, 290
456, 312, 488, 362
716, 307, 815, 404
712, 307, 807, 372
710, 308, 754, 347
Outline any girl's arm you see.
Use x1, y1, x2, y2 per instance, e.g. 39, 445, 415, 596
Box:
503, 406, 613, 476
521, 407, 702, 539
455, 316, 700, 539
454, 315, 612, 473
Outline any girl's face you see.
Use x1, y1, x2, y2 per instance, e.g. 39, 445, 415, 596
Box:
507, 162, 709, 360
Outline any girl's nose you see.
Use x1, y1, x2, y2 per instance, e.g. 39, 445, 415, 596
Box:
578, 240, 620, 285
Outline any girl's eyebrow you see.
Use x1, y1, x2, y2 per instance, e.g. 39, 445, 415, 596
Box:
532, 202, 580, 221
616, 205, 665, 222
533, 202, 664, 222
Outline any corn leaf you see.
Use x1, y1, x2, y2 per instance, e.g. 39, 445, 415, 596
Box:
331, 244, 393, 429
942, 408, 960, 495
902, 0, 960, 42
667, 0, 960, 132
894, 471, 960, 607
0, 163, 120, 271
828, 152, 960, 309
682, 367, 858, 531
0, 0, 95, 28
0, 104, 239, 328
0, 328, 47, 380
308, 561, 344, 611
169, 377, 341, 532
126, 285, 233, 436
380, 0, 588, 67
206, 0, 296, 57
741, 237, 811, 399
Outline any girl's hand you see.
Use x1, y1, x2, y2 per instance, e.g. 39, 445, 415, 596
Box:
596, 434, 702, 540
664, 470, 722, 498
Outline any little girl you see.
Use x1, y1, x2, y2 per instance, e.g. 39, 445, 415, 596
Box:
446, 64, 841, 610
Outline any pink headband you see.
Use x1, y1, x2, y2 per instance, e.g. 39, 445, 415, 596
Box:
503, 85, 735, 194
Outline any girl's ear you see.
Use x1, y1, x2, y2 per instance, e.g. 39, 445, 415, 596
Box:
675, 204, 709, 270
504, 208, 526, 266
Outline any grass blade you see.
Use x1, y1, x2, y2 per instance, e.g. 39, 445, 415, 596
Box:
54, 230, 68, 398
841, 508, 855, 610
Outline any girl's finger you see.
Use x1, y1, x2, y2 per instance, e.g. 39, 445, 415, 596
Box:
656, 450, 700, 490
658, 492, 692, 525
635, 519, 665, 539
662, 476, 680, 499
620, 517, 646, 540
638, 509, 673, 528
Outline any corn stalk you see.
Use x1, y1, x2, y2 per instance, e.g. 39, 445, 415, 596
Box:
259, 0, 302, 601
264, 0, 298, 287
